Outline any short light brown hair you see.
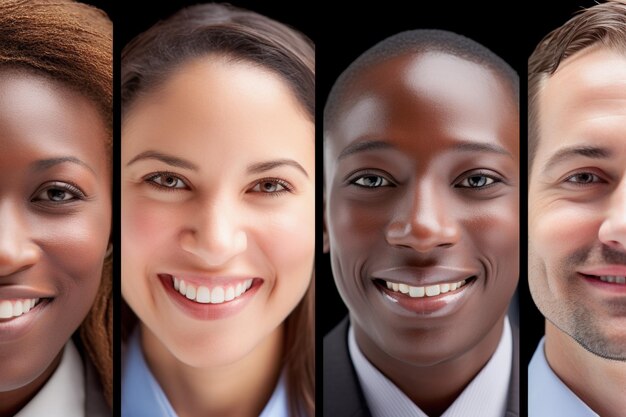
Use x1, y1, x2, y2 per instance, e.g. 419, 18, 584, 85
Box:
528, 0, 626, 171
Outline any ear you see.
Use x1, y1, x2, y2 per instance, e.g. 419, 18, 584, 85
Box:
323, 189, 330, 253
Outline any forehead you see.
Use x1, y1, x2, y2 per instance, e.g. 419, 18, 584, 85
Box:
324, 51, 517, 161
535, 47, 626, 165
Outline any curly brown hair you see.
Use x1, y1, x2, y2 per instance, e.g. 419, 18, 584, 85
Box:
0, 0, 112, 407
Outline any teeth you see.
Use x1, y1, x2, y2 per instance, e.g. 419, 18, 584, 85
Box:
383, 279, 469, 298
172, 277, 254, 304
0, 298, 40, 319
599, 276, 626, 284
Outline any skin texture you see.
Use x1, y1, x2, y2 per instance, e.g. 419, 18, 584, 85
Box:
121, 57, 315, 417
0, 70, 111, 416
529, 46, 626, 417
324, 51, 519, 416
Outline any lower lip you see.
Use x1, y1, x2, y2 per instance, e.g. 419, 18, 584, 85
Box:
374, 278, 477, 317
158, 275, 261, 320
580, 273, 626, 294
0, 300, 50, 342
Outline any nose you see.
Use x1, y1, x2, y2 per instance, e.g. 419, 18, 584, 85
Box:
179, 197, 247, 267
0, 201, 39, 276
598, 178, 626, 251
385, 181, 461, 252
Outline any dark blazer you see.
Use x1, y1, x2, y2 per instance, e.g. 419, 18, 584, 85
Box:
323, 317, 519, 417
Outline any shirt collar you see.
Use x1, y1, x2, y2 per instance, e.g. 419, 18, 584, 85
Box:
528, 337, 599, 417
122, 329, 289, 417
16, 340, 85, 417
348, 317, 512, 417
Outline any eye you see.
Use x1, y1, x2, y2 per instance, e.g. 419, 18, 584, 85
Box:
564, 172, 604, 185
456, 175, 498, 188
249, 178, 293, 195
350, 174, 393, 188
145, 172, 189, 190
32, 182, 86, 203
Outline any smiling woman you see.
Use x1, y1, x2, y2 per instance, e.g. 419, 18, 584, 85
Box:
0, 1, 112, 416
120, 4, 315, 417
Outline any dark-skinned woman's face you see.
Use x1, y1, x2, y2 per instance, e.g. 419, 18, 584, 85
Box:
0, 70, 111, 392
324, 52, 519, 365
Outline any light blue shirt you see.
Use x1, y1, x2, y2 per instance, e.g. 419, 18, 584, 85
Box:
528, 337, 599, 417
122, 330, 289, 417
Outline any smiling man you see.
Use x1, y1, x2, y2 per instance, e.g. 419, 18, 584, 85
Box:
528, 2, 626, 417
323, 30, 520, 417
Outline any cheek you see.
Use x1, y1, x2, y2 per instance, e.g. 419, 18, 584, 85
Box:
40, 206, 110, 296
530, 200, 600, 269
329, 198, 385, 254
261, 199, 314, 292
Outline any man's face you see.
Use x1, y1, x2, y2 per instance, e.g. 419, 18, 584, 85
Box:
529, 47, 626, 360
324, 52, 519, 365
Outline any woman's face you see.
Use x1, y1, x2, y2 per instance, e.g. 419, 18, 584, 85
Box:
324, 52, 519, 365
122, 58, 315, 367
0, 70, 111, 392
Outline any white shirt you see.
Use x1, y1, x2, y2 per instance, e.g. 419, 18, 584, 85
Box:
348, 318, 512, 417
16, 341, 85, 417
528, 337, 599, 417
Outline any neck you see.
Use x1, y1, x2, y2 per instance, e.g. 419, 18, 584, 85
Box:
0, 350, 63, 417
141, 324, 284, 417
354, 314, 505, 417
545, 322, 626, 417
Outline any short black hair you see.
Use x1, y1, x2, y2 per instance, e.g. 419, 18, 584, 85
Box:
324, 29, 518, 134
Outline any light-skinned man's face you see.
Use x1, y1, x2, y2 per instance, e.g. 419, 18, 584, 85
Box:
529, 46, 626, 361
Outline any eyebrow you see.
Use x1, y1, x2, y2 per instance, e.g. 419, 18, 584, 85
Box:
542, 145, 612, 173
31, 156, 95, 174
126, 150, 199, 170
337, 139, 512, 161
247, 159, 309, 178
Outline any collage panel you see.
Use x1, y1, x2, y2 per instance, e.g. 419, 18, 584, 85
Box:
319, 3, 523, 417
0, 0, 113, 416
527, 2, 626, 417
119, 2, 315, 417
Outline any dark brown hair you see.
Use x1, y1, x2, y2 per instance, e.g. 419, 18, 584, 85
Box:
0, 0, 112, 407
528, 0, 626, 170
121, 4, 315, 416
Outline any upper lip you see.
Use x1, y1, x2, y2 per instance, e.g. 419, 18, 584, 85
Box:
0, 285, 55, 299
371, 266, 478, 286
578, 265, 626, 276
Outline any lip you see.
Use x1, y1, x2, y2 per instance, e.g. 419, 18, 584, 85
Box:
371, 266, 479, 316
372, 266, 478, 286
578, 265, 626, 276
0, 298, 52, 342
578, 271, 626, 294
157, 273, 263, 320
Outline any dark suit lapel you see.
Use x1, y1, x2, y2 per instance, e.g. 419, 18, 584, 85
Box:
324, 316, 373, 417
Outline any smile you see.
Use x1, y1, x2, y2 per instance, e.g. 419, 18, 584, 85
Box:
383, 279, 468, 297
596, 276, 626, 284
0, 298, 41, 320
172, 277, 253, 304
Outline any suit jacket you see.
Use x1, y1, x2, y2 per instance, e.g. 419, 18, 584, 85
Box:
323, 317, 519, 417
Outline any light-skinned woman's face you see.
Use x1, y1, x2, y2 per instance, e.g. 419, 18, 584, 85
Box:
324, 52, 519, 365
0, 70, 111, 393
122, 58, 315, 367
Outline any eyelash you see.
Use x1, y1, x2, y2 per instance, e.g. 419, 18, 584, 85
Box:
31, 181, 87, 204
144, 172, 190, 191
562, 171, 606, 186
144, 172, 294, 196
347, 170, 397, 189
248, 177, 294, 196
454, 171, 503, 189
